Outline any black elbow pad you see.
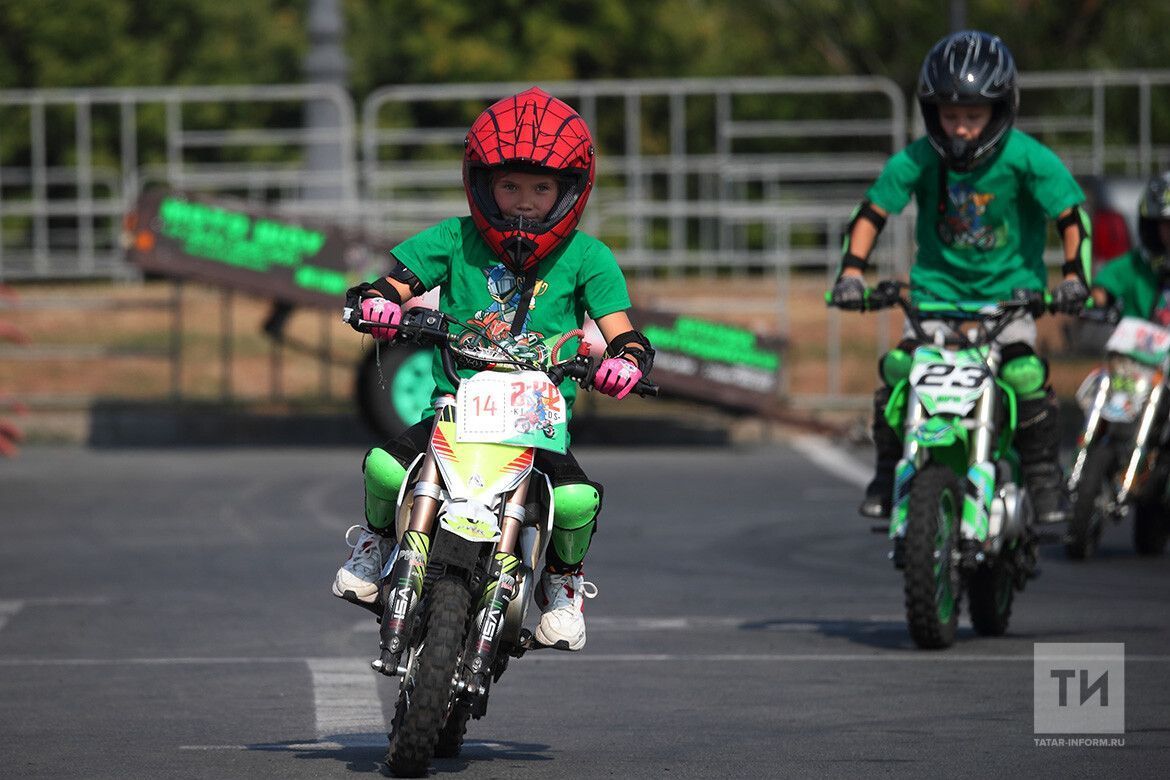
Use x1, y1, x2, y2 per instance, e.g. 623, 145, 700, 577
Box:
604, 329, 655, 373
387, 256, 427, 298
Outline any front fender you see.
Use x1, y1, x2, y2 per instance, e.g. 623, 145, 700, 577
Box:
909, 416, 969, 476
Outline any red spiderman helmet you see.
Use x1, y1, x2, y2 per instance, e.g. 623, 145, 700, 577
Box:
463, 87, 596, 273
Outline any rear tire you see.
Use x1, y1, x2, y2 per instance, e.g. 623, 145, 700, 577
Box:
1133, 499, 1169, 556
1066, 444, 1114, 560
903, 464, 962, 650
968, 555, 1015, 636
356, 344, 434, 440
386, 576, 471, 777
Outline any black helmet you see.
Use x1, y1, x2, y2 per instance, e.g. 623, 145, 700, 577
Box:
917, 30, 1019, 171
1138, 171, 1170, 268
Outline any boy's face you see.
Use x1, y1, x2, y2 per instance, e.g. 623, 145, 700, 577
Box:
938, 104, 993, 141
492, 170, 558, 222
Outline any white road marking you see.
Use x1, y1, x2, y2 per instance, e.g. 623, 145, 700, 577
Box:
180, 740, 387, 751
0, 596, 111, 634
21, 596, 112, 606
180, 738, 507, 752
4, 653, 1170, 667
523, 653, 1170, 663
306, 657, 387, 744
790, 434, 870, 488
353, 615, 914, 633
351, 616, 754, 632
0, 601, 23, 632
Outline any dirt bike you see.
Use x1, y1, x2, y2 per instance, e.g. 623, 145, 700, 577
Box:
848, 281, 1053, 649
343, 304, 657, 777
1066, 309, 1170, 559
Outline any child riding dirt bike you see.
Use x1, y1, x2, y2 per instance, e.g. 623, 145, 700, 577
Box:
332, 87, 655, 653
1065, 170, 1170, 557
1090, 171, 1170, 326
828, 30, 1092, 525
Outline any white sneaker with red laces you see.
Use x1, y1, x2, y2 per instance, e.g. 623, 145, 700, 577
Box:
332, 525, 394, 604
534, 567, 597, 651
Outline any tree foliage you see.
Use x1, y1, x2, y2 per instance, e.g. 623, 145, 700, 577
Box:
2, 1, 1168, 96
2, 1, 1168, 172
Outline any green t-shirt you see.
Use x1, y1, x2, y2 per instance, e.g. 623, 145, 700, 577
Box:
1094, 248, 1170, 324
392, 216, 632, 417
866, 129, 1084, 301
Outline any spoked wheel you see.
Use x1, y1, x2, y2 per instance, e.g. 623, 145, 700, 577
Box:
902, 464, 962, 649
1066, 444, 1115, 560
968, 552, 1015, 636
386, 576, 471, 777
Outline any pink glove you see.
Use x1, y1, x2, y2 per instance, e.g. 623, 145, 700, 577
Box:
594, 357, 643, 399
359, 297, 402, 340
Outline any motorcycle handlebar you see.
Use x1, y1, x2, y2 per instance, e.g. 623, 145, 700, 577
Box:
351, 307, 660, 397
826, 280, 1056, 317
1078, 304, 1122, 326
547, 356, 660, 398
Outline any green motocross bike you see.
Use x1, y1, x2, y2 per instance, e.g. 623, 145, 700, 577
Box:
856, 281, 1052, 649
344, 305, 657, 777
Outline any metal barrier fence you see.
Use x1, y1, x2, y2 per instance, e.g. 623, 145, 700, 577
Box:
2, 72, 1170, 404
3, 72, 1168, 282
0, 83, 355, 280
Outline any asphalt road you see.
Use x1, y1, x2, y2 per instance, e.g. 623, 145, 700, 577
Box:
1, 442, 1167, 779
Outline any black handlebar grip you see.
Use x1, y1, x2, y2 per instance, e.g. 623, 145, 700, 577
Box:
635, 379, 660, 397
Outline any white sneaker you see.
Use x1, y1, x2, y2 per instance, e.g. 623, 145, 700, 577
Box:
534, 568, 597, 651
332, 525, 394, 604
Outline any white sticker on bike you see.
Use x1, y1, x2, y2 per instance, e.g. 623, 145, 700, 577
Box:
1105, 316, 1170, 364
909, 350, 991, 416
911, 363, 987, 390
456, 370, 568, 453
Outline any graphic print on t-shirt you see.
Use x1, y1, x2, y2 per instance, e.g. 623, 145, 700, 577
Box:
937, 183, 1000, 251
457, 263, 550, 366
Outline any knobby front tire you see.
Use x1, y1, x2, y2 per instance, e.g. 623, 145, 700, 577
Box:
386, 576, 471, 777
1066, 443, 1114, 561
903, 464, 962, 650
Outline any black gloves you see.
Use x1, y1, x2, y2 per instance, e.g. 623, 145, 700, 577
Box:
830, 276, 866, 310
1051, 278, 1089, 314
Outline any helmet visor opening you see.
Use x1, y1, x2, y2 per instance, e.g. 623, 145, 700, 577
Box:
470, 164, 587, 234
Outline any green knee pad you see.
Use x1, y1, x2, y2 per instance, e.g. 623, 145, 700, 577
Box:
363, 447, 408, 531
880, 348, 913, 387
1000, 354, 1048, 400
550, 483, 600, 567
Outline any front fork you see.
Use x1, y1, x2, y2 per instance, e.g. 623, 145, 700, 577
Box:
963, 388, 997, 544
461, 479, 528, 707
373, 450, 530, 690
374, 449, 443, 674
1068, 372, 1111, 491
1118, 382, 1166, 504
890, 386, 998, 546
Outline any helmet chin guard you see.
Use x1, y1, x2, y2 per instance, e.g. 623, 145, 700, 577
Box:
463, 87, 596, 273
